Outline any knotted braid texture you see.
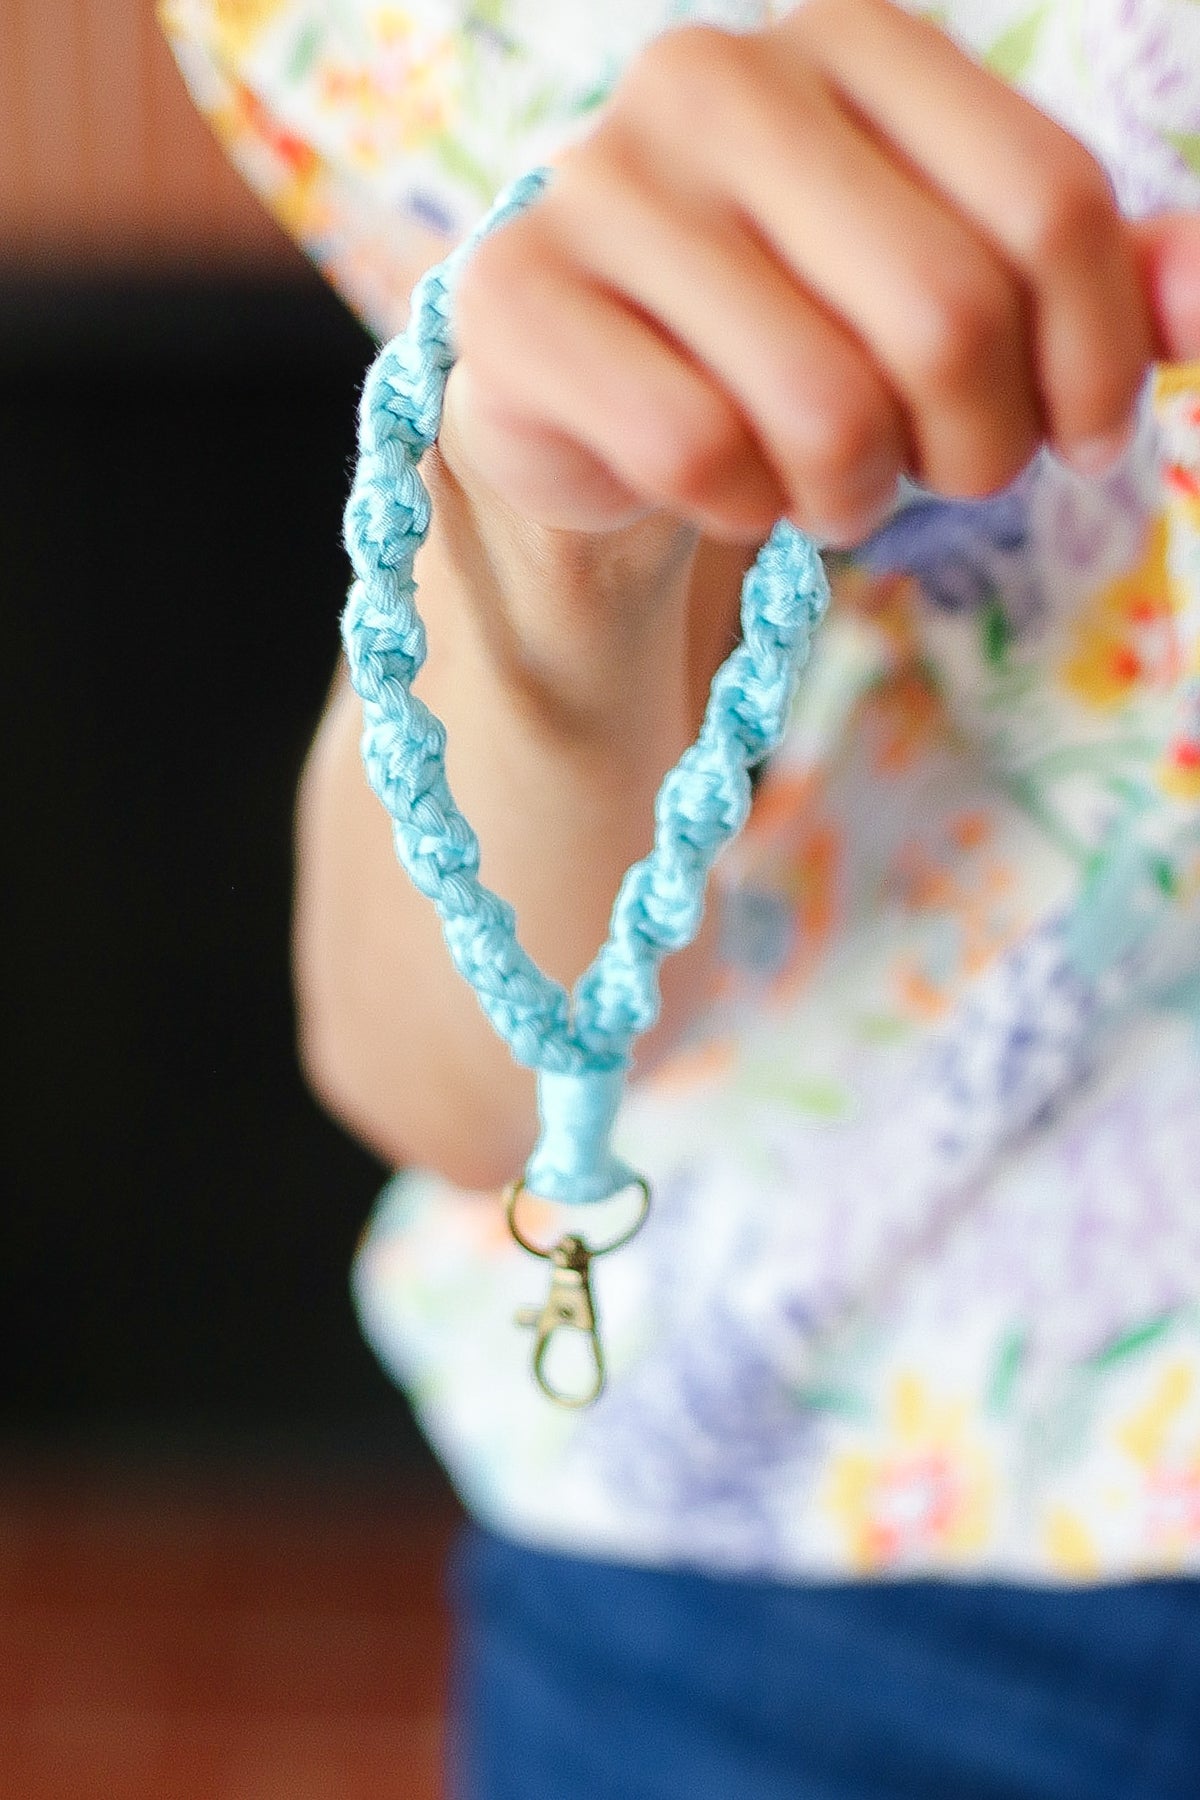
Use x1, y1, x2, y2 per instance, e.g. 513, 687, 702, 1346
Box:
341, 168, 830, 1083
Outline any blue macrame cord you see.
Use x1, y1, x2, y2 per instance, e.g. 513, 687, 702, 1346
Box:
341, 167, 830, 1209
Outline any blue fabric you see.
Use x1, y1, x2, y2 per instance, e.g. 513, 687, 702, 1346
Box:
449, 1525, 1200, 1800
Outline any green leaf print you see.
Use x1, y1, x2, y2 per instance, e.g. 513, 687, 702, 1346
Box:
431, 134, 497, 204
1167, 133, 1200, 178
855, 1013, 911, 1045
467, 0, 507, 32
748, 1071, 853, 1119
572, 63, 621, 120
981, 595, 1012, 667
514, 86, 562, 135
1089, 1314, 1177, 1369
792, 1383, 873, 1422
1151, 856, 1178, 898
985, 7, 1050, 84
286, 20, 324, 85
985, 1328, 1026, 1418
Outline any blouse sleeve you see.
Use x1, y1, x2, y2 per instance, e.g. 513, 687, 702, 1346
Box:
160, 0, 773, 338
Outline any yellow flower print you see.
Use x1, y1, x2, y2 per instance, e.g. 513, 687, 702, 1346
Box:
1044, 1507, 1101, 1579
825, 1374, 995, 1571
1061, 515, 1185, 710
317, 9, 459, 165
1039, 1341, 1200, 1579
209, 0, 291, 58
1115, 1361, 1200, 1565
1117, 1360, 1193, 1464
1154, 364, 1200, 407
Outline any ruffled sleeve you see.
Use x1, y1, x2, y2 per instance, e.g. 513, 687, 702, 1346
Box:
160, 0, 772, 338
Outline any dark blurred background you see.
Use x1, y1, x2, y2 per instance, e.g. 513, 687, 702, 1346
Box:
1, 0, 433, 1467
1, 7, 450, 1793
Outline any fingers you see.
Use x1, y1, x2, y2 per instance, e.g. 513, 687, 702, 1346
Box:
543, 140, 909, 543
1131, 211, 1200, 364
450, 5, 1170, 546
454, 222, 786, 541
444, 367, 652, 537
784, 0, 1152, 471
677, 37, 1040, 498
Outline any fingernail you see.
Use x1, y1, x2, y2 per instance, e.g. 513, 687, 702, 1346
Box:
803, 463, 902, 550
1062, 425, 1133, 479
809, 488, 900, 549
807, 510, 887, 550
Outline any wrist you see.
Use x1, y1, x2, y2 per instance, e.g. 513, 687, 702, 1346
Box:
421, 436, 699, 747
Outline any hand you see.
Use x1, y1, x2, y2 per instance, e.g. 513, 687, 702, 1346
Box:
447, 0, 1200, 550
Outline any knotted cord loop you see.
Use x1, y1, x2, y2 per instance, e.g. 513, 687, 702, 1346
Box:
341, 168, 830, 1207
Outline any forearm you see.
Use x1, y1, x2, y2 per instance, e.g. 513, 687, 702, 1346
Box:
294, 441, 744, 1186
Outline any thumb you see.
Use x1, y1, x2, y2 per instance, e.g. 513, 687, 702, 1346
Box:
1130, 211, 1200, 364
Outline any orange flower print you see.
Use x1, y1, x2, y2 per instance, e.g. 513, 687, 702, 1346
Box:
719, 771, 843, 1006
947, 810, 991, 854
1159, 683, 1200, 803
1164, 458, 1200, 519
1153, 364, 1200, 533
220, 82, 325, 242
765, 824, 842, 1004
234, 82, 320, 177
889, 822, 1016, 1019
867, 668, 944, 775
833, 566, 923, 664
734, 771, 821, 861
646, 1036, 736, 1096
1144, 1462, 1200, 1555
825, 1374, 994, 1571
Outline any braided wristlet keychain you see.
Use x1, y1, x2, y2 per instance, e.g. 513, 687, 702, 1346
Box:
342, 169, 830, 1406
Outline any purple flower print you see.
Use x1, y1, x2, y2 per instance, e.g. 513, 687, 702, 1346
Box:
405, 188, 458, 237
569, 1166, 825, 1566
1076, 0, 1200, 214
858, 473, 1041, 628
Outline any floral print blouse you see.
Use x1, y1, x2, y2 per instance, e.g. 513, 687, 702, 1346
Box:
165, 0, 1200, 1581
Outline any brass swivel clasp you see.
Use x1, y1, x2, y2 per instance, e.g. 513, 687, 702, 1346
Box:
514, 1234, 604, 1409
505, 1176, 651, 1410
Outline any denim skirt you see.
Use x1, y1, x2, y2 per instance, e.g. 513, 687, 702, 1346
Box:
449, 1524, 1200, 1800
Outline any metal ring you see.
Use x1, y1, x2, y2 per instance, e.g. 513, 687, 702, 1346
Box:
504, 1176, 652, 1260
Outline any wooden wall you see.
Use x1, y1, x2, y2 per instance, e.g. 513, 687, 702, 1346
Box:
0, 0, 298, 271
